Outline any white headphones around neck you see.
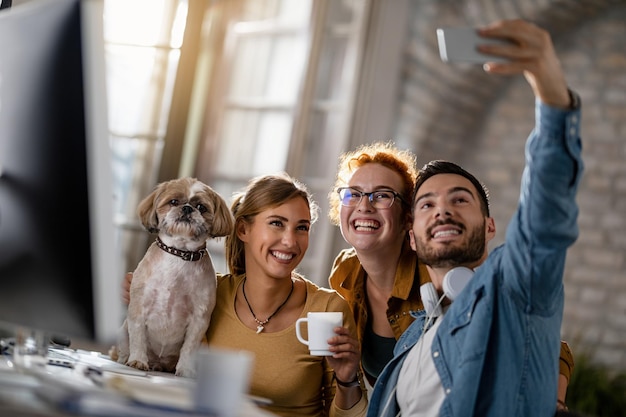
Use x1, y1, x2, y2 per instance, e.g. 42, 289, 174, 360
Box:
420, 266, 474, 317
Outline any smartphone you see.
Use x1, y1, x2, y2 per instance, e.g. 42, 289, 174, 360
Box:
436, 27, 511, 64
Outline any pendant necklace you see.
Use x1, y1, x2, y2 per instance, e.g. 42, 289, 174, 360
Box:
242, 277, 294, 334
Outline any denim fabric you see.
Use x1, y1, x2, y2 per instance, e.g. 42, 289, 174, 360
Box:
367, 99, 583, 417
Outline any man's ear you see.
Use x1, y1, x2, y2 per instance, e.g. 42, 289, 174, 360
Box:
485, 217, 496, 242
409, 229, 417, 252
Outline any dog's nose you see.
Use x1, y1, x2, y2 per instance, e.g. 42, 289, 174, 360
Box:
182, 205, 194, 214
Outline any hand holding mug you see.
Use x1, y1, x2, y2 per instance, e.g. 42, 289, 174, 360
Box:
295, 312, 343, 356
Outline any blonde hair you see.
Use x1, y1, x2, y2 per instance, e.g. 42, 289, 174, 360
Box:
225, 172, 319, 276
328, 141, 418, 226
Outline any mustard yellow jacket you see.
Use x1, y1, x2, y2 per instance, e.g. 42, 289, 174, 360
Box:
328, 239, 430, 348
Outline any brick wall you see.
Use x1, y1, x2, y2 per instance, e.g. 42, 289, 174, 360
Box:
394, 0, 626, 371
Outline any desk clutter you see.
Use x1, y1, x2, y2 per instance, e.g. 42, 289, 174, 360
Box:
0, 338, 274, 417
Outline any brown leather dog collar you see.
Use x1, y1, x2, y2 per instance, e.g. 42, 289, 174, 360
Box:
155, 237, 207, 262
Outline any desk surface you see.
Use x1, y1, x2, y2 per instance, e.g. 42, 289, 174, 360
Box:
0, 348, 276, 417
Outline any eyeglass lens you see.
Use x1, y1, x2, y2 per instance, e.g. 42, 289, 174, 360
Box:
338, 188, 396, 208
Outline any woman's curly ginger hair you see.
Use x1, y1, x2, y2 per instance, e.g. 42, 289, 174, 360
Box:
328, 141, 418, 226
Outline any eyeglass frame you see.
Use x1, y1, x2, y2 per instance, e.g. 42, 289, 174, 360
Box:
336, 187, 408, 209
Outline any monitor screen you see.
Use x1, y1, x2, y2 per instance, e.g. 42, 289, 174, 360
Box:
0, 0, 123, 346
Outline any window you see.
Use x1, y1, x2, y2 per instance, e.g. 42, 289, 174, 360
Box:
104, 0, 188, 274
105, 0, 385, 285
192, 0, 370, 281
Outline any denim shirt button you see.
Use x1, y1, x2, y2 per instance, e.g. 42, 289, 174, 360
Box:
446, 388, 451, 394
433, 351, 440, 358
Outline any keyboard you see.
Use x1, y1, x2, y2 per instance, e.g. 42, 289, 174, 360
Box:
47, 348, 148, 376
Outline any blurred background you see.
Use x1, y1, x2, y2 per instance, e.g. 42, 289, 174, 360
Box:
12, 0, 626, 411
108, 0, 626, 378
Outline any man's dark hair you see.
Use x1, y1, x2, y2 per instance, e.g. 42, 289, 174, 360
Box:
412, 160, 491, 217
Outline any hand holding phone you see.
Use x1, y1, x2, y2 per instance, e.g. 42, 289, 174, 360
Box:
436, 27, 511, 64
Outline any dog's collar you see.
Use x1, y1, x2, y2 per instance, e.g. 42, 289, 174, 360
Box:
155, 237, 207, 262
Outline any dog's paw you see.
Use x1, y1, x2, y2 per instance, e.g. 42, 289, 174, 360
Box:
108, 345, 119, 361
175, 354, 197, 378
175, 365, 196, 378
110, 346, 130, 365
127, 360, 150, 372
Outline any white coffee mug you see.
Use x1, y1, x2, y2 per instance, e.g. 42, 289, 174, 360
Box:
193, 347, 254, 417
295, 312, 343, 356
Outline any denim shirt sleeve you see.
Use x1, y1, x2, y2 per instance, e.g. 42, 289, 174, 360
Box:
367, 311, 429, 417
502, 98, 583, 314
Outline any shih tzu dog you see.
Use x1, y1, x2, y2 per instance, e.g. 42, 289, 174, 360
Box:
115, 177, 233, 377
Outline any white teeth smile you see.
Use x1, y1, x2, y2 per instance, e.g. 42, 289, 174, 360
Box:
433, 230, 460, 238
353, 220, 380, 230
271, 251, 294, 260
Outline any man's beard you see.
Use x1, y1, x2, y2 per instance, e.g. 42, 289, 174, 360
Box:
414, 219, 486, 268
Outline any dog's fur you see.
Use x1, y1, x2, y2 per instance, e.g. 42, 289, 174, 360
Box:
115, 177, 233, 377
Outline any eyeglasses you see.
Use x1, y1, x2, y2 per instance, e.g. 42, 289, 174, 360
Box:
337, 187, 406, 209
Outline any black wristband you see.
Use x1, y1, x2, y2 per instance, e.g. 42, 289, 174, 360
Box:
334, 372, 360, 387
567, 89, 581, 110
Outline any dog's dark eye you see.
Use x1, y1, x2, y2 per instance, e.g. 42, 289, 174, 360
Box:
196, 204, 208, 213
169, 199, 180, 206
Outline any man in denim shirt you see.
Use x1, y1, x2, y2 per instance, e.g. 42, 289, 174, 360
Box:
367, 19, 583, 417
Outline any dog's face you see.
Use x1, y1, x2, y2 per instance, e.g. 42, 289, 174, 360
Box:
137, 177, 234, 247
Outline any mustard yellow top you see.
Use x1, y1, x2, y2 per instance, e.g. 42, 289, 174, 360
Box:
206, 273, 367, 417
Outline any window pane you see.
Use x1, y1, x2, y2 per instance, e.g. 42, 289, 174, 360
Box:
229, 36, 272, 98
111, 136, 164, 218
315, 35, 350, 102
301, 110, 345, 178
216, 111, 257, 177
217, 110, 292, 177
106, 45, 179, 135
240, 0, 281, 21
240, 0, 312, 25
229, 35, 307, 102
327, 0, 362, 26
276, 0, 312, 25
255, 111, 291, 173
104, 0, 188, 48
266, 36, 308, 101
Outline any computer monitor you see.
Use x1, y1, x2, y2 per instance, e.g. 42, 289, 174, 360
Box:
0, 0, 123, 346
